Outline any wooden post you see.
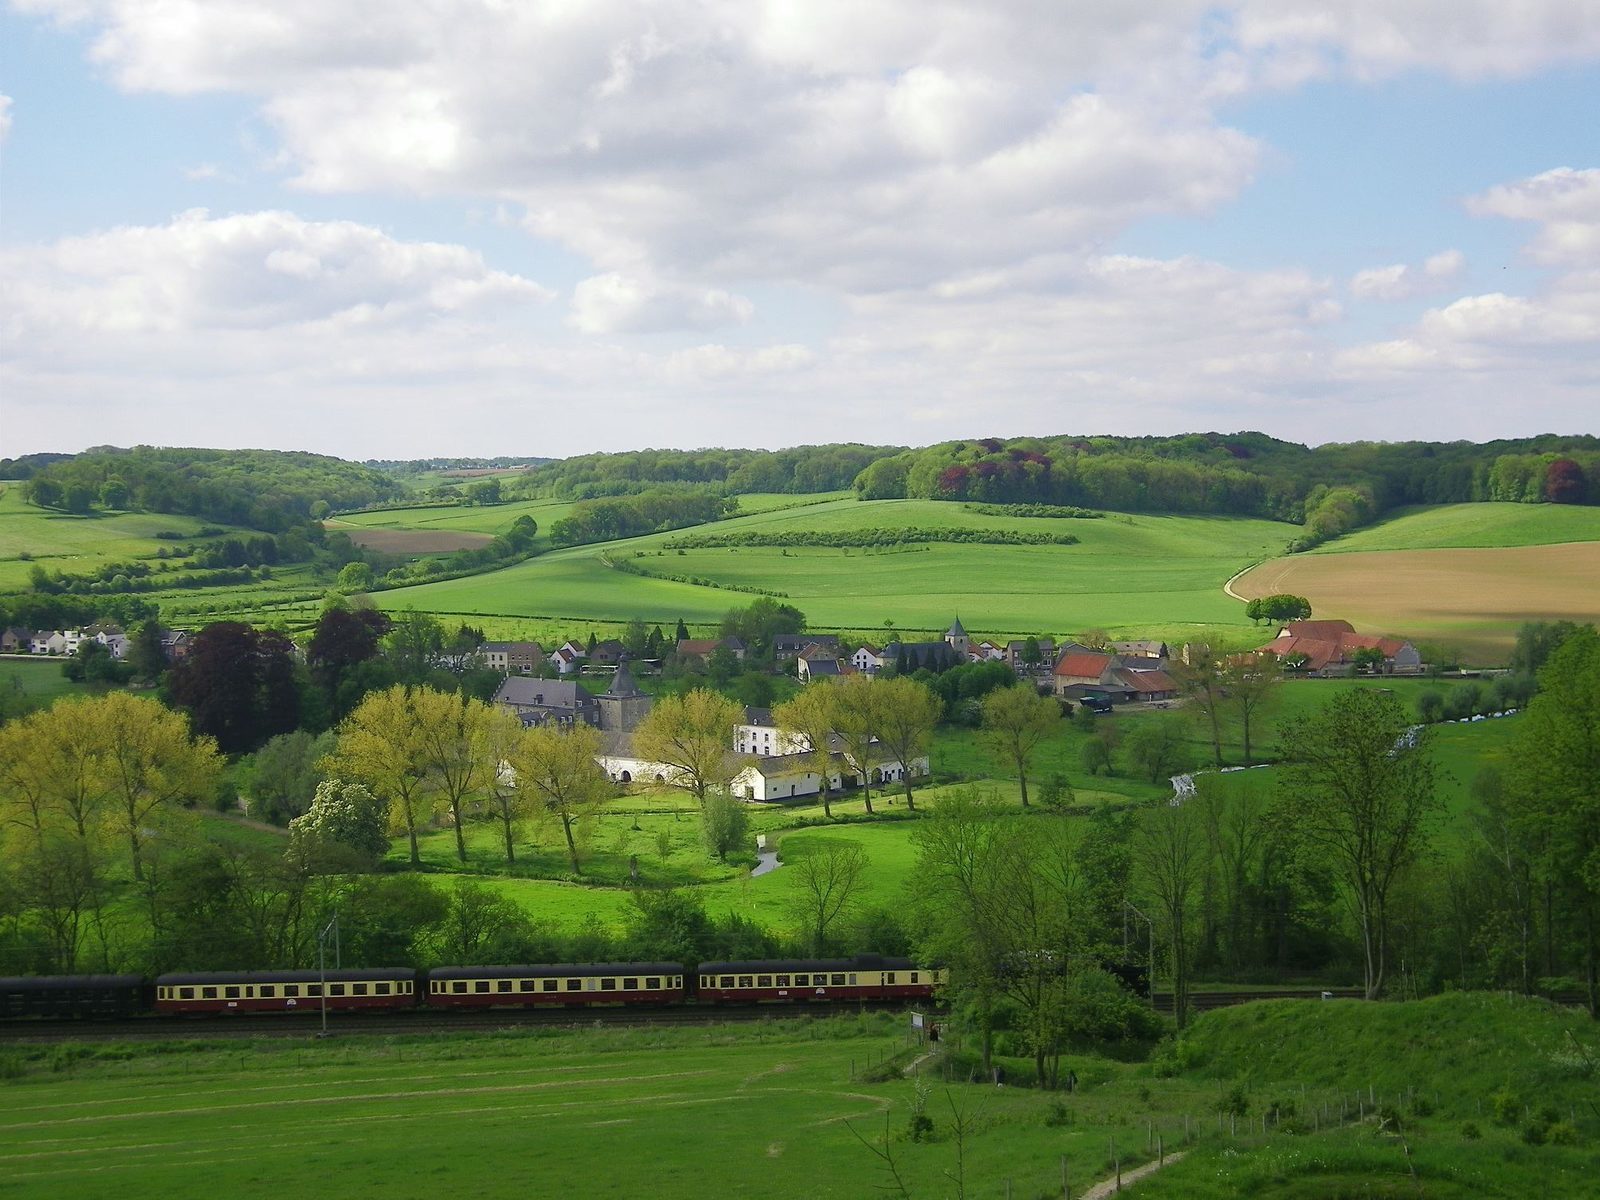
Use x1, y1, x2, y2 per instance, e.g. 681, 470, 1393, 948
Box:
1147, 1118, 1153, 1150
1061, 1155, 1069, 1200
1158, 1135, 1164, 1165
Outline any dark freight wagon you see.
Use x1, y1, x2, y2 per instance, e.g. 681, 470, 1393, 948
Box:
0, 974, 147, 1019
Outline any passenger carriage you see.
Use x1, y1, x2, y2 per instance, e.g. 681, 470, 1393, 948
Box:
0, 974, 148, 1019
154, 968, 417, 1015
695, 955, 945, 1004
427, 963, 688, 1008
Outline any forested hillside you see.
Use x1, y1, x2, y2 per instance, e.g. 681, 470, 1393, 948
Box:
19, 447, 404, 531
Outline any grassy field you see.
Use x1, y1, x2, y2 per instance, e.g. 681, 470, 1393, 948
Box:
0, 484, 252, 591
376, 499, 1294, 645
2, 993, 1592, 1199
328, 497, 577, 543
1310, 503, 1600, 553
0, 655, 91, 704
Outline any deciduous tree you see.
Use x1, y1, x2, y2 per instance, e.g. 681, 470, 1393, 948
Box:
507, 722, 609, 875
326, 685, 437, 868
979, 684, 1059, 807
774, 681, 840, 819
872, 676, 941, 810
1276, 690, 1439, 1000
789, 839, 869, 953
632, 688, 745, 804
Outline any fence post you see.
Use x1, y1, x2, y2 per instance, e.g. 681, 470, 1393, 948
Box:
1061, 1155, 1068, 1200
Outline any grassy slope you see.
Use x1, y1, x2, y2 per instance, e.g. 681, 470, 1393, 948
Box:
1311, 502, 1600, 554
0, 484, 250, 590
329, 496, 576, 538
376, 498, 1292, 643
1135, 992, 1599, 1199
2, 993, 1591, 1199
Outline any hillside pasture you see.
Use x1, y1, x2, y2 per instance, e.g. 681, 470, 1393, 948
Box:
1233, 542, 1600, 661
0, 484, 250, 590
378, 499, 1293, 643
1310, 502, 1600, 553
333, 527, 493, 554
329, 497, 574, 539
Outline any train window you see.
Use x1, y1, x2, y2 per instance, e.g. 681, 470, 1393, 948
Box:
567, 979, 582, 991
848, 974, 857, 985
180, 987, 195, 1000
376, 983, 390, 996
775, 975, 790, 987
738, 976, 753, 988
260, 985, 276, 998
601, 978, 617, 991
542, 980, 558, 992
831, 974, 846, 986
330, 984, 346, 997
203, 987, 218, 999
349, 984, 365, 996
792, 974, 808, 986
497, 980, 513, 993
307, 984, 322, 997
674, 977, 682, 988
453, 981, 468, 994
474, 981, 490, 994
910, 972, 919, 984
520, 980, 535, 992
284, 985, 299, 998
757, 976, 772, 988
645, 977, 660, 990
720, 976, 734, 988
623, 978, 638, 991
402, 982, 412, 994
225, 986, 241, 999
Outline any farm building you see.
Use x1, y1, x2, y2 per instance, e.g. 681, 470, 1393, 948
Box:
1259, 620, 1423, 674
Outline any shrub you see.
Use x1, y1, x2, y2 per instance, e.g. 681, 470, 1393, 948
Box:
1460, 1121, 1481, 1141
1547, 1122, 1580, 1146
1491, 1087, 1521, 1126
1218, 1083, 1250, 1116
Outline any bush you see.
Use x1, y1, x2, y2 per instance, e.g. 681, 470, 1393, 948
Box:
1491, 1087, 1521, 1126
1460, 1121, 1482, 1141
1547, 1121, 1580, 1146
1218, 1083, 1250, 1116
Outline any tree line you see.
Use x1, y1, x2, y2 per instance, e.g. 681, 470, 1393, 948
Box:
661, 527, 1080, 549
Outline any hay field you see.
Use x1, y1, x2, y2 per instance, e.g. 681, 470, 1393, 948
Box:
335, 527, 493, 554
1234, 542, 1600, 659
378, 499, 1293, 642
329, 497, 575, 537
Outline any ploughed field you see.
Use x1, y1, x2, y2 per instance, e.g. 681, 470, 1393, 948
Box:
1235, 518, 1600, 662
376, 499, 1293, 640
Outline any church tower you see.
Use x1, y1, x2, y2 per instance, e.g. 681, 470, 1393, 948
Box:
944, 616, 970, 656
597, 658, 653, 733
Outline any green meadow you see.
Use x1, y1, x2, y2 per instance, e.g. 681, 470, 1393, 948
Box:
2, 993, 1592, 1200
0, 483, 249, 591
377, 499, 1292, 643
1311, 502, 1600, 554
329, 496, 577, 539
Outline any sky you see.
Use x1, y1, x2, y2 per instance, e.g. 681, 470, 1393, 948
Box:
1, 2, 1597, 461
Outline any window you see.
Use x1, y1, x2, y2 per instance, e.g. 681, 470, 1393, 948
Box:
600, 978, 617, 991
497, 980, 513, 993
910, 972, 919, 984
452, 981, 468, 995
352, 983, 368, 996
329, 984, 346, 997
542, 980, 558, 992
260, 985, 276, 999
720, 976, 734, 988
623, 978, 638, 991
848, 974, 857, 985
738, 976, 753, 988
566, 979, 582, 991
474, 981, 490, 994
307, 984, 322, 997
776, 975, 790, 987
202, 987, 218, 999
757, 976, 772, 988
645, 977, 660, 990
224, 986, 240, 999
831, 974, 846, 986
521, 980, 536, 992
284, 985, 299, 998
180, 987, 195, 1000
376, 983, 390, 996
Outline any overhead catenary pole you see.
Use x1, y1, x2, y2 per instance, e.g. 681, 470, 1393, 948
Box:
318, 912, 340, 1039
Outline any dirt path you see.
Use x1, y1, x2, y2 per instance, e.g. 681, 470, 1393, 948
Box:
1079, 1150, 1187, 1198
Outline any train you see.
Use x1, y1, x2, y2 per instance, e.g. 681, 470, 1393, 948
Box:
1, 955, 946, 1021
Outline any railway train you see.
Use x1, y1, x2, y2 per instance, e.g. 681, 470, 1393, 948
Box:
0, 955, 946, 1021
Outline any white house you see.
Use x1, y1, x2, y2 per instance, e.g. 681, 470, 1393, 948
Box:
851, 644, 885, 674
731, 748, 930, 802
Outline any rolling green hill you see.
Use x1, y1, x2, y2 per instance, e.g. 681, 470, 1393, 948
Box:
1310, 502, 1600, 553
375, 498, 1293, 641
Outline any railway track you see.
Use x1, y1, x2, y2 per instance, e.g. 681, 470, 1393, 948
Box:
0, 1000, 911, 1044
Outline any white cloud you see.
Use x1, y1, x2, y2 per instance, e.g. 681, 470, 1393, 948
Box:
1467, 168, 1600, 266
570, 273, 753, 334
1350, 249, 1464, 300
1, 209, 551, 334
0, 94, 12, 142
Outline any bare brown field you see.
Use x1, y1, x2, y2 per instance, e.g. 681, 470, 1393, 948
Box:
1233, 541, 1600, 661
338, 527, 494, 553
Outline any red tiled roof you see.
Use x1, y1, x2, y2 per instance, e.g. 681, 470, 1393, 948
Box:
1054, 651, 1114, 678
1117, 669, 1177, 694
1277, 620, 1355, 640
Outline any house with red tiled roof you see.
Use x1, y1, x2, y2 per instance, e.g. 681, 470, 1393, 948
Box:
1260, 621, 1422, 675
